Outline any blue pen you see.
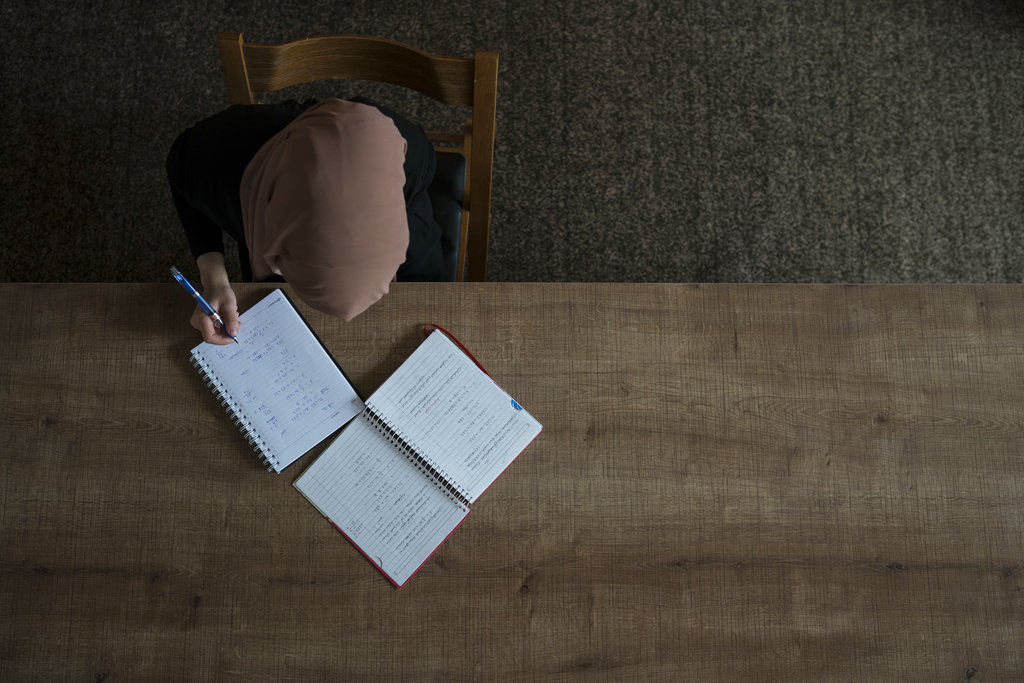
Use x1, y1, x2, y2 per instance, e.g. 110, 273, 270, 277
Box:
170, 266, 238, 343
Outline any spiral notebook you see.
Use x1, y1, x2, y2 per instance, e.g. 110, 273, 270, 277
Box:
189, 289, 364, 473
293, 329, 542, 588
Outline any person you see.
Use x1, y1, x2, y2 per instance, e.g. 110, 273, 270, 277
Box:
166, 97, 446, 345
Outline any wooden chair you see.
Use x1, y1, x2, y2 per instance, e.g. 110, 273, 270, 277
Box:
216, 32, 499, 281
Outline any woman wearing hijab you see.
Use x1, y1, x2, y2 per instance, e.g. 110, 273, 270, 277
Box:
166, 97, 446, 345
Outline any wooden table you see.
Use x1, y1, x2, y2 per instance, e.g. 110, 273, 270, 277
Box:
2, 283, 1022, 681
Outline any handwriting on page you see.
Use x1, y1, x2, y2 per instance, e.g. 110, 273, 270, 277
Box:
296, 418, 466, 586
199, 294, 357, 453
368, 334, 538, 501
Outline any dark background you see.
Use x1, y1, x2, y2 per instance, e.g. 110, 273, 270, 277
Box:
2, 0, 1021, 283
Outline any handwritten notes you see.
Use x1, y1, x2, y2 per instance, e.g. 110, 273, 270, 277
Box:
191, 290, 364, 472
296, 417, 468, 587
294, 330, 542, 587
367, 331, 541, 503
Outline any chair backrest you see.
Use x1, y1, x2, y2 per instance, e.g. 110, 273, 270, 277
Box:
216, 32, 498, 281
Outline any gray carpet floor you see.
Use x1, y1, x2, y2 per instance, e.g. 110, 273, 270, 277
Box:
2, 0, 1022, 283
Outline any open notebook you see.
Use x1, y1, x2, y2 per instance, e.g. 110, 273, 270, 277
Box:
294, 329, 543, 587
189, 289, 364, 472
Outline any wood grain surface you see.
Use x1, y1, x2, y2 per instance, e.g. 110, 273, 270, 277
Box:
1, 283, 1022, 681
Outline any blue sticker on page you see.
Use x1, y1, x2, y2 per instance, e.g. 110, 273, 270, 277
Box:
511, 399, 523, 410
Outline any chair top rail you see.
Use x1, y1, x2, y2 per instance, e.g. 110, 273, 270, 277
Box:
239, 34, 480, 107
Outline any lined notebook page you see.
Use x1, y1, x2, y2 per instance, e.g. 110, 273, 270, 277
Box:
191, 289, 364, 472
294, 416, 469, 587
365, 331, 542, 503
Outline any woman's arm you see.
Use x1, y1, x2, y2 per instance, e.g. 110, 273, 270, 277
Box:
190, 252, 240, 345
167, 102, 314, 341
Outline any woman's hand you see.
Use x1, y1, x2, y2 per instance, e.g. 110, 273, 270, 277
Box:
191, 252, 241, 345
190, 283, 240, 345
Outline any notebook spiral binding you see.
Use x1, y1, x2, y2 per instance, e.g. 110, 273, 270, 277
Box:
362, 408, 471, 509
191, 353, 280, 472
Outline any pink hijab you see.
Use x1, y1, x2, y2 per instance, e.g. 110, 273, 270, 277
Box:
241, 98, 409, 321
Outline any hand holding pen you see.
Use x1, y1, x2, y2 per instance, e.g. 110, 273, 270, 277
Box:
171, 266, 240, 345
